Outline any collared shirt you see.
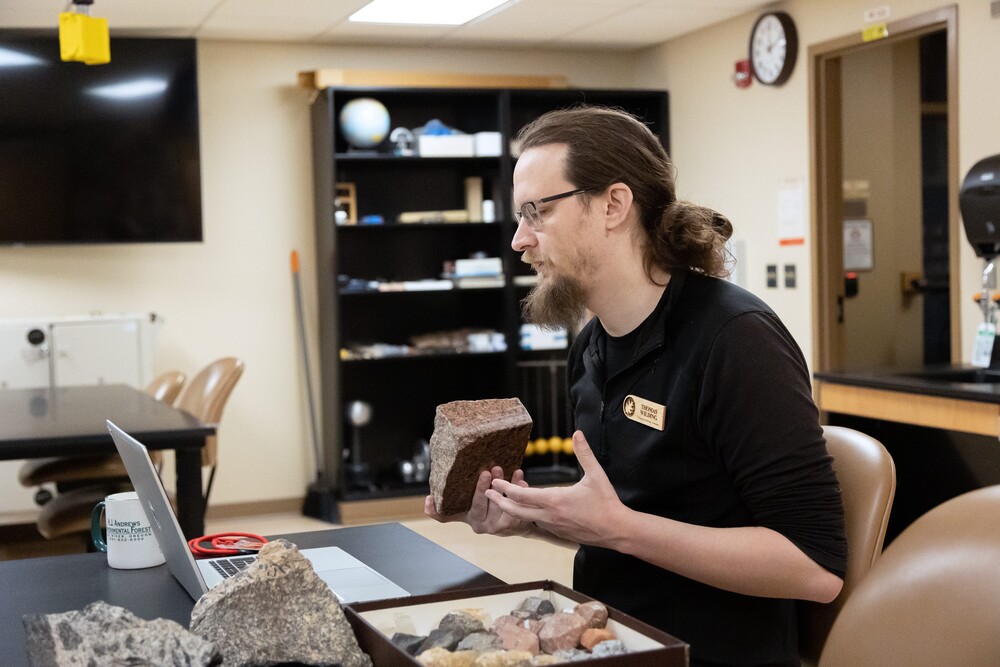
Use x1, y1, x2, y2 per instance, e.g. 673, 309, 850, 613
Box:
568, 269, 847, 667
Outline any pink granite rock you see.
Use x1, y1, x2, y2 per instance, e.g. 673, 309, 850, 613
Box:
537, 612, 587, 654
573, 601, 609, 629
495, 623, 540, 655
491, 615, 521, 632
429, 398, 532, 515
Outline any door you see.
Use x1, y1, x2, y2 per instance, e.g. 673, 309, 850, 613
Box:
811, 7, 959, 372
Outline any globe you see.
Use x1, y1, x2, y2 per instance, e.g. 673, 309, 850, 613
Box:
339, 97, 390, 150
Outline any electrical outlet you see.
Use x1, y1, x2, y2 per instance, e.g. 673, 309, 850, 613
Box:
766, 264, 778, 288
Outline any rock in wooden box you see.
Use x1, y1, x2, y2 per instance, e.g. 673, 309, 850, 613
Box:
344, 580, 689, 666
429, 398, 532, 516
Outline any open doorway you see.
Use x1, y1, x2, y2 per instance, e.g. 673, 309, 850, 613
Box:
810, 7, 959, 372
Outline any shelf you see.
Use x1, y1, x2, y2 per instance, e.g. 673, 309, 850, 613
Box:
340, 285, 505, 296
334, 154, 501, 163
312, 84, 669, 506
341, 350, 507, 364
336, 222, 506, 231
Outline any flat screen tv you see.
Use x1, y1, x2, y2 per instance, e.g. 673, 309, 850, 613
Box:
0, 33, 202, 245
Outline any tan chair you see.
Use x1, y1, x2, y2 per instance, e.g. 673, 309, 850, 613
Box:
18, 371, 187, 490
797, 425, 896, 664
35, 358, 244, 540
819, 485, 1000, 666
170, 356, 245, 506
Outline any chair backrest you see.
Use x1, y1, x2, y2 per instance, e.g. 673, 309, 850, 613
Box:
819, 485, 1000, 666
174, 357, 245, 468
145, 370, 186, 404
797, 425, 896, 663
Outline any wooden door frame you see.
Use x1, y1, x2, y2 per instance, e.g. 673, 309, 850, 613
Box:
809, 5, 959, 372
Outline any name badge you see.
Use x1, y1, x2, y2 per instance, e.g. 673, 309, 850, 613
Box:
623, 394, 666, 431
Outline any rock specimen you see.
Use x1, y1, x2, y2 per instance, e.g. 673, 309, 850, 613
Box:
573, 601, 608, 629
537, 611, 588, 654
189, 539, 371, 667
429, 398, 533, 515
22, 601, 218, 667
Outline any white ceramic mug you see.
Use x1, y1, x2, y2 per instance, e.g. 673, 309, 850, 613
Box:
91, 491, 165, 569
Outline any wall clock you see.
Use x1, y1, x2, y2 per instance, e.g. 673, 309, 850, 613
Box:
749, 11, 798, 86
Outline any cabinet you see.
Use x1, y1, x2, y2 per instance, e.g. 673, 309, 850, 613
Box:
310, 86, 668, 500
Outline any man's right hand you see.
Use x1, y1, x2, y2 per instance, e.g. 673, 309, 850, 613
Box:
424, 466, 532, 537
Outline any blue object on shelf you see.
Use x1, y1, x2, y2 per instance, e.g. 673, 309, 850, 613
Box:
360, 215, 385, 225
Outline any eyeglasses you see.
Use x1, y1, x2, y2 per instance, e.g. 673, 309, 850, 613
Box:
514, 187, 595, 230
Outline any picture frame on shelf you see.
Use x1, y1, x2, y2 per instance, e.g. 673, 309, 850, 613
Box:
335, 182, 357, 224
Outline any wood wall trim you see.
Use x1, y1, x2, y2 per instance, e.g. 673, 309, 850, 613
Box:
299, 69, 569, 91
815, 380, 1000, 437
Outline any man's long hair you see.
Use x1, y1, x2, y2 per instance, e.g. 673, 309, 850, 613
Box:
515, 105, 733, 279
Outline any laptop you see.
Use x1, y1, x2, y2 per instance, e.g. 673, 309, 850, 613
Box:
107, 420, 409, 604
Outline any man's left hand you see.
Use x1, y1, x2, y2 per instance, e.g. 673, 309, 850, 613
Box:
486, 430, 625, 547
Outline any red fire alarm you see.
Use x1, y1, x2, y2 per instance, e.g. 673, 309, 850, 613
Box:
734, 59, 752, 88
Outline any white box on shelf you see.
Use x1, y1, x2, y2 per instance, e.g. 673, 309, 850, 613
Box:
417, 134, 475, 157
473, 131, 503, 156
454, 257, 503, 277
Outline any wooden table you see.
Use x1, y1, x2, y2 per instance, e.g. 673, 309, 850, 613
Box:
0, 384, 214, 537
0, 523, 503, 666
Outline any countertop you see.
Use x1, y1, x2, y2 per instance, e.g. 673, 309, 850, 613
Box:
814, 366, 1000, 404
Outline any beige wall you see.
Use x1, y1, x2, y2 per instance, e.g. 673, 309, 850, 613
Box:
3, 1, 999, 513
633, 0, 1000, 368
0, 43, 640, 515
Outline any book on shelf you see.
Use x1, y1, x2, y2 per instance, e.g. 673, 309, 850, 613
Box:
454, 256, 503, 277
454, 276, 505, 289
378, 280, 454, 292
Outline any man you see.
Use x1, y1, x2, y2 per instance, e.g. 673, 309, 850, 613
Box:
426, 106, 847, 666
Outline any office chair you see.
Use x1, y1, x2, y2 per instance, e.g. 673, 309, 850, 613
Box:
819, 484, 1000, 666
797, 425, 896, 664
18, 371, 187, 493
35, 358, 245, 540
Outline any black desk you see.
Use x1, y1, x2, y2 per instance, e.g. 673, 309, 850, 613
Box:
0, 523, 503, 666
0, 384, 214, 538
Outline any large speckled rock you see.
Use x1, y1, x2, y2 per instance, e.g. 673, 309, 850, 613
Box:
22, 601, 218, 667
429, 398, 533, 515
189, 539, 371, 667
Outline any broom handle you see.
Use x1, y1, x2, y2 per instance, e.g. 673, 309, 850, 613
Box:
291, 250, 323, 482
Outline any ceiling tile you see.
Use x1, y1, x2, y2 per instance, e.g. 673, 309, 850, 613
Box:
557, 5, 736, 48
444, 1, 629, 43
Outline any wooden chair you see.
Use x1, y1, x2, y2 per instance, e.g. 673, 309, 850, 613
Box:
35, 358, 244, 540
797, 425, 896, 664
819, 485, 1000, 666
18, 371, 187, 491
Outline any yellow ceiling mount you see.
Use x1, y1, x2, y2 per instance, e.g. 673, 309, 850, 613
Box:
59, 1, 110, 65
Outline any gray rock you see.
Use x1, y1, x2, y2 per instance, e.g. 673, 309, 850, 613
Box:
391, 632, 428, 655
456, 631, 502, 652
189, 539, 371, 667
591, 639, 628, 657
516, 596, 555, 619
439, 610, 486, 637
429, 398, 533, 515
23, 600, 218, 666
418, 627, 464, 653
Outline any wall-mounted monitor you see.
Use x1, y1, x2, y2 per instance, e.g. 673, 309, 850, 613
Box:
0, 33, 202, 245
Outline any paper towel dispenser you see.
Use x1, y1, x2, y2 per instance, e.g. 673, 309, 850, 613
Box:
960, 154, 1000, 259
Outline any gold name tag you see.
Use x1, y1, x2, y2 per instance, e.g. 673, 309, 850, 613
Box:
623, 394, 666, 431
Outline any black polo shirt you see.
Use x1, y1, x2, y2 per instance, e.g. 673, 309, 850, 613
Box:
568, 270, 847, 667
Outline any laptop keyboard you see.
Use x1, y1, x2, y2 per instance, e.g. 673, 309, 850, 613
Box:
208, 555, 257, 578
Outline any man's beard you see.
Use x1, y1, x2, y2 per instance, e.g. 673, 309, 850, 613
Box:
521, 273, 588, 332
